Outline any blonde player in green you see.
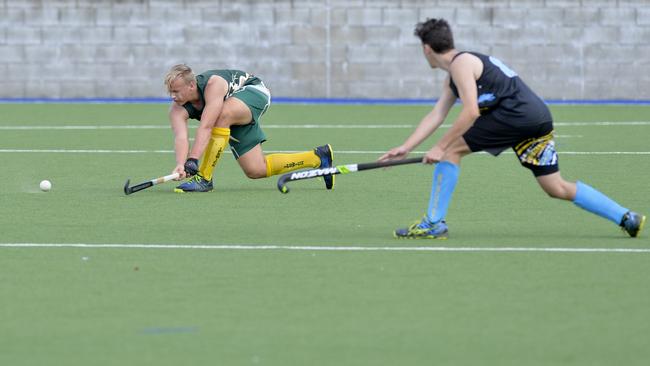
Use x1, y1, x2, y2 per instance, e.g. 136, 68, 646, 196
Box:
164, 64, 334, 192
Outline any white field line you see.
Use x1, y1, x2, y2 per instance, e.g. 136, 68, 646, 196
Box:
1, 243, 650, 253
1, 121, 649, 130
0, 149, 649, 155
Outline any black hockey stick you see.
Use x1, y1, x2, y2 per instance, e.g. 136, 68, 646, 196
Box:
124, 172, 180, 195
277, 156, 424, 194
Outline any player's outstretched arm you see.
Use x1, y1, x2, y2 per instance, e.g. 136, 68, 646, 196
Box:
188, 76, 229, 160
379, 79, 456, 162
169, 104, 191, 180
431, 54, 481, 156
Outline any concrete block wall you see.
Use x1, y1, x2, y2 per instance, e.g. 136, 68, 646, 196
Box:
1, 0, 649, 100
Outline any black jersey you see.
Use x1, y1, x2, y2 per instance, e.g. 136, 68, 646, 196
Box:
449, 52, 552, 126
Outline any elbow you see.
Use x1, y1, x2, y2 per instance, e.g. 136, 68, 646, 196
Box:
198, 123, 213, 132
460, 104, 480, 122
468, 108, 481, 121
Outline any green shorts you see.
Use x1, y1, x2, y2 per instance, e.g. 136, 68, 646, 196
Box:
229, 84, 271, 159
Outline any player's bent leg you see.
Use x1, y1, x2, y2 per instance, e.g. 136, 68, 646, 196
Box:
199, 127, 230, 181
237, 144, 269, 179
188, 97, 254, 187
425, 161, 459, 224
217, 96, 255, 128
236, 144, 337, 185
537, 174, 644, 237
174, 127, 228, 193
397, 160, 459, 238
262, 144, 334, 189
395, 138, 469, 239
440, 137, 472, 166
535, 172, 576, 200
264, 150, 321, 176
396, 160, 458, 239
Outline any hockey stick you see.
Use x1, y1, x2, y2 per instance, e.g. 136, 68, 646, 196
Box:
124, 172, 180, 195
277, 156, 424, 194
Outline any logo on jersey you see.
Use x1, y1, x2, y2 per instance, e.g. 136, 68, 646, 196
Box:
229, 73, 252, 94
489, 56, 518, 78
478, 93, 496, 104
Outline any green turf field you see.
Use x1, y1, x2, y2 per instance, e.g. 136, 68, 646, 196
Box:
1, 103, 649, 365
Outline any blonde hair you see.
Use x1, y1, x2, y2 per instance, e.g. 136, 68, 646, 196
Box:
164, 64, 195, 91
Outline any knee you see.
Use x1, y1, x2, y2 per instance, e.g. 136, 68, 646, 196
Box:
243, 168, 266, 179
215, 109, 234, 127
542, 182, 575, 200
442, 142, 470, 164
544, 187, 565, 199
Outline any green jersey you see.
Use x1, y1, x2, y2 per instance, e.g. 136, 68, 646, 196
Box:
183, 69, 263, 120
181, 69, 270, 159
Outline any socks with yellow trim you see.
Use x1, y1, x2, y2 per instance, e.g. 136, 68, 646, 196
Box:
199, 127, 230, 181
265, 151, 320, 177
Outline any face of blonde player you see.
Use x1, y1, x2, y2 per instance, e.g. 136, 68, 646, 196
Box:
168, 78, 196, 105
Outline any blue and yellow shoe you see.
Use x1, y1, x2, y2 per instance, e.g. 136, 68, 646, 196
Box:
620, 211, 646, 238
314, 144, 334, 190
394, 218, 448, 239
174, 175, 213, 193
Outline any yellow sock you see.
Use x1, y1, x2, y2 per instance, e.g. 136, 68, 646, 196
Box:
265, 151, 320, 177
199, 127, 230, 181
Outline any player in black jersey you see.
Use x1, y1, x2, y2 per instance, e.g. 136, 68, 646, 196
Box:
380, 18, 645, 239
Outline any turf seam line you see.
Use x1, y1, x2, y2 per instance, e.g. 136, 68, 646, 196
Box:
1, 243, 649, 253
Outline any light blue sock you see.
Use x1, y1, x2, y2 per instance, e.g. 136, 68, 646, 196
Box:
426, 161, 460, 223
573, 181, 628, 224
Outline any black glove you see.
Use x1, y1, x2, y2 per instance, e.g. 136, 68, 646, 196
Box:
184, 158, 199, 176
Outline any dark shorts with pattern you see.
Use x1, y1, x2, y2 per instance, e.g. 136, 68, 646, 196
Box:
462, 114, 559, 176
229, 84, 271, 159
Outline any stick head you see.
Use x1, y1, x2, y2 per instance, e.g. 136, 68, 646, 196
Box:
277, 175, 290, 194
123, 179, 132, 195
